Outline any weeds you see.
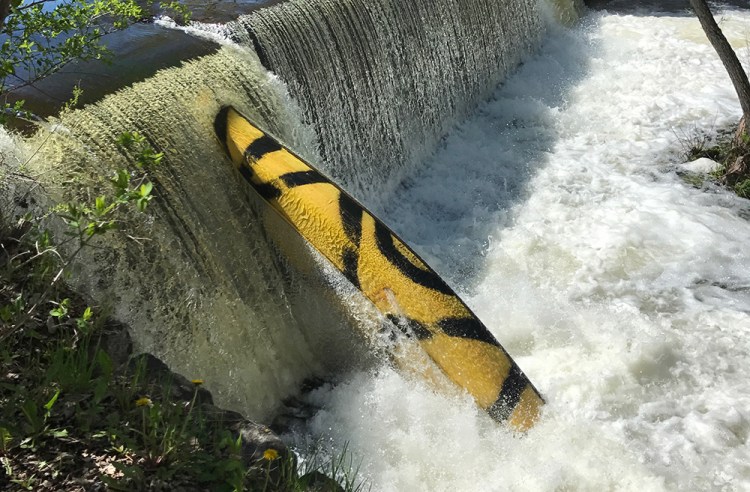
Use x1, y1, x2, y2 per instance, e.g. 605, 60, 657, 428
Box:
673, 125, 725, 162
293, 442, 369, 492
0, 131, 159, 487
676, 124, 750, 199
0, 129, 158, 344
0, 133, 366, 490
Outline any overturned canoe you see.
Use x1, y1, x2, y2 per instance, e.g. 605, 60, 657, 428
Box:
215, 106, 544, 430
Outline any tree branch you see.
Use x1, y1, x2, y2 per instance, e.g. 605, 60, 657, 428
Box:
689, 0, 750, 121
0, 0, 10, 30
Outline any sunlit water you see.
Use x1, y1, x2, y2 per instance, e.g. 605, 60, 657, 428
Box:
6, 3, 750, 490
292, 8, 750, 491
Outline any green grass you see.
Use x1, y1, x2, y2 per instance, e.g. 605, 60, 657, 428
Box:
735, 177, 750, 198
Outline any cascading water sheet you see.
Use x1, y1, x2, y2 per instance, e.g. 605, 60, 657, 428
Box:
293, 7, 750, 491
17, 47, 374, 421
231, 0, 544, 198
9, 0, 568, 428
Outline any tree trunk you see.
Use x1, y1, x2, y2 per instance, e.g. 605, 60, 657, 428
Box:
689, 0, 750, 125
0, 0, 11, 30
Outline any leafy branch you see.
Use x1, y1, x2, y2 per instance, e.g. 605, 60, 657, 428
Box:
0, 131, 160, 342
0, 0, 146, 123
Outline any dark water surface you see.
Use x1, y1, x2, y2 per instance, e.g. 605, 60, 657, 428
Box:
11, 0, 279, 117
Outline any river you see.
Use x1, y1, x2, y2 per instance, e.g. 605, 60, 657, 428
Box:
290, 5, 750, 491
4, 1, 750, 490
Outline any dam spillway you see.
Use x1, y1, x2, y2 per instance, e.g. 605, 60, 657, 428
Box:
16, 0, 560, 422
5, 0, 750, 489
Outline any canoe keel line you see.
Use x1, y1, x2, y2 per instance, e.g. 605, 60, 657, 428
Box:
214, 106, 544, 431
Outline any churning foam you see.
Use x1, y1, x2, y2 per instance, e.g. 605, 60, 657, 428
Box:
293, 8, 750, 491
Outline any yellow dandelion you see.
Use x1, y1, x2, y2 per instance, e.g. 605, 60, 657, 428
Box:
191, 379, 204, 386
135, 397, 153, 407
262, 448, 279, 461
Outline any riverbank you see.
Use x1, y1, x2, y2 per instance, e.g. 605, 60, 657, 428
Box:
679, 122, 750, 198
0, 150, 360, 491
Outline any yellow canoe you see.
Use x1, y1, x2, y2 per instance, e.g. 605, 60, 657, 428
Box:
215, 106, 544, 430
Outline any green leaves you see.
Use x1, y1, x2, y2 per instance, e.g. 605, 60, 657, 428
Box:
116, 131, 163, 168
17, 39, 34, 54
110, 169, 154, 212
110, 169, 130, 195
43, 389, 60, 415
159, 1, 192, 26
110, 131, 160, 212
1, 0, 144, 98
136, 183, 153, 212
0, 296, 24, 323
735, 178, 750, 198
57, 201, 114, 238
49, 298, 70, 320
1, 99, 31, 125
0, 427, 12, 453
94, 196, 107, 215
76, 306, 93, 332
57, 134, 158, 241
0, 126, 165, 487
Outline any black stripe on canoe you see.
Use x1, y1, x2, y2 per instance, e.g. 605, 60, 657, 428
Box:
339, 192, 363, 245
245, 135, 282, 161
342, 247, 360, 289
279, 170, 329, 188
437, 317, 500, 347
214, 107, 231, 152
374, 222, 453, 296
386, 314, 432, 340
487, 364, 527, 421
239, 165, 281, 200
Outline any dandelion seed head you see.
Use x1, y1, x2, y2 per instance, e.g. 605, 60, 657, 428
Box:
135, 397, 153, 407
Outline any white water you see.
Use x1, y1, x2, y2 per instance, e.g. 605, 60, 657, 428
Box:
294, 8, 750, 491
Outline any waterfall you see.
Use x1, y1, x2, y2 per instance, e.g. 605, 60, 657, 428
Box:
13, 0, 573, 420
21, 46, 374, 420
10, 2, 749, 489
232, 0, 547, 198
